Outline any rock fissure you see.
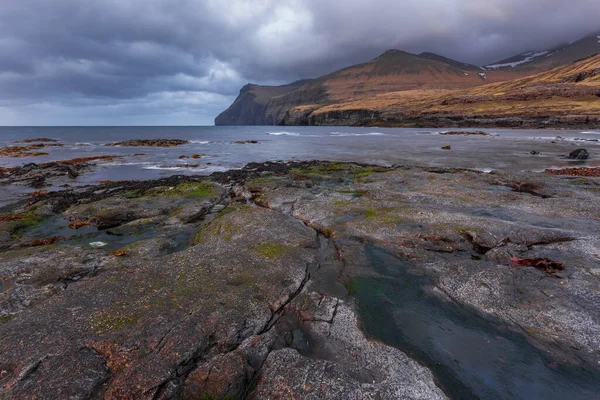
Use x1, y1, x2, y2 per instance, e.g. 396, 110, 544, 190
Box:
259, 263, 312, 335
3, 161, 600, 399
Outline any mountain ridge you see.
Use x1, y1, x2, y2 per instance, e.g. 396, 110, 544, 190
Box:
485, 30, 600, 71
216, 30, 600, 127
216, 49, 527, 125
305, 53, 600, 128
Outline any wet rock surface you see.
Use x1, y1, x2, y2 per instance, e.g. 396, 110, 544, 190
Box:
231, 140, 260, 144
439, 131, 490, 136
0, 156, 119, 188
545, 166, 600, 177
568, 148, 590, 160
0, 143, 63, 158
105, 139, 190, 147
1, 161, 599, 399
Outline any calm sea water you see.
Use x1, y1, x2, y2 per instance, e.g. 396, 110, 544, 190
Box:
0, 126, 598, 195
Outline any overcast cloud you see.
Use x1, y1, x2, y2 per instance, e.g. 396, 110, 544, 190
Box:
0, 0, 598, 125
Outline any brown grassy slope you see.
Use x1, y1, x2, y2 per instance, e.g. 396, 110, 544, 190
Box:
263, 50, 532, 124
312, 53, 600, 120
246, 81, 311, 105
312, 50, 530, 102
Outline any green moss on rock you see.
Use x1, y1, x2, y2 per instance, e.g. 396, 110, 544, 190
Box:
0, 314, 15, 324
254, 243, 295, 259
90, 310, 139, 334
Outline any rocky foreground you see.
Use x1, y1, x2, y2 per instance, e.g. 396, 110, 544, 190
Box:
1, 160, 600, 399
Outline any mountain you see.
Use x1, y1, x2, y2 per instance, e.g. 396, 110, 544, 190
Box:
417, 52, 483, 71
215, 80, 311, 126
216, 50, 529, 125
308, 53, 600, 128
486, 31, 600, 71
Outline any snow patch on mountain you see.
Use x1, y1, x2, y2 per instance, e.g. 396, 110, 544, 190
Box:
486, 51, 551, 69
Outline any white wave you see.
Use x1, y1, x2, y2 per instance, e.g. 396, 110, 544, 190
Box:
143, 165, 231, 172
104, 161, 154, 166
330, 132, 386, 137
190, 140, 211, 144
201, 166, 232, 173
143, 165, 190, 171
580, 131, 600, 135
561, 137, 600, 143
266, 131, 300, 136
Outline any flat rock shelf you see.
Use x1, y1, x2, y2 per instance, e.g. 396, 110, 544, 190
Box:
1, 160, 599, 399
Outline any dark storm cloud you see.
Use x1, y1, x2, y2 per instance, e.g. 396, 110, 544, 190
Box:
0, 0, 598, 125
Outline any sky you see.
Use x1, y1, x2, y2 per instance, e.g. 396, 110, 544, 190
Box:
0, 0, 598, 126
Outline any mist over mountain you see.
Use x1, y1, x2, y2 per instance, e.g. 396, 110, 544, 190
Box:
217, 29, 600, 127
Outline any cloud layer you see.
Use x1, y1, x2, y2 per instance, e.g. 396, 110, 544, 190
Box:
0, 0, 598, 125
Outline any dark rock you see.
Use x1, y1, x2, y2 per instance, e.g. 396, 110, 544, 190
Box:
231, 140, 259, 144
530, 150, 540, 155
105, 139, 190, 147
9, 347, 109, 399
440, 131, 490, 136
568, 148, 590, 160
15, 138, 59, 143
0, 162, 85, 188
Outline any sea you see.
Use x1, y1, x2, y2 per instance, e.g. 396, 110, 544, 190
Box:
0, 125, 598, 204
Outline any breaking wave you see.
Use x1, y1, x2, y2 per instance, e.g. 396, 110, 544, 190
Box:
330, 132, 386, 137
266, 131, 300, 136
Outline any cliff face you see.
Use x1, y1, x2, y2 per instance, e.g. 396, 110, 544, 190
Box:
216, 39, 600, 128
215, 81, 310, 126
216, 49, 530, 126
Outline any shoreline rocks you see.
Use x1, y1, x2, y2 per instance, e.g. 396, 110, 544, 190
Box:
105, 139, 190, 147
439, 131, 490, 136
568, 148, 590, 160
0, 143, 63, 158
231, 140, 259, 144
0, 160, 599, 398
15, 138, 59, 143
0, 156, 118, 188
545, 166, 600, 177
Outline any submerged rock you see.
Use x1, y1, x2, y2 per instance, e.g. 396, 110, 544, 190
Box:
0, 143, 59, 157
15, 138, 59, 143
105, 139, 190, 147
568, 148, 590, 160
231, 140, 259, 144
439, 131, 490, 136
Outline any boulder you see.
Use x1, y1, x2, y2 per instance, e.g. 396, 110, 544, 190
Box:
568, 148, 589, 160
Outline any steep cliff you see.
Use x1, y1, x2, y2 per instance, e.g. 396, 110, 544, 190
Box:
216, 49, 530, 126
215, 80, 310, 125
